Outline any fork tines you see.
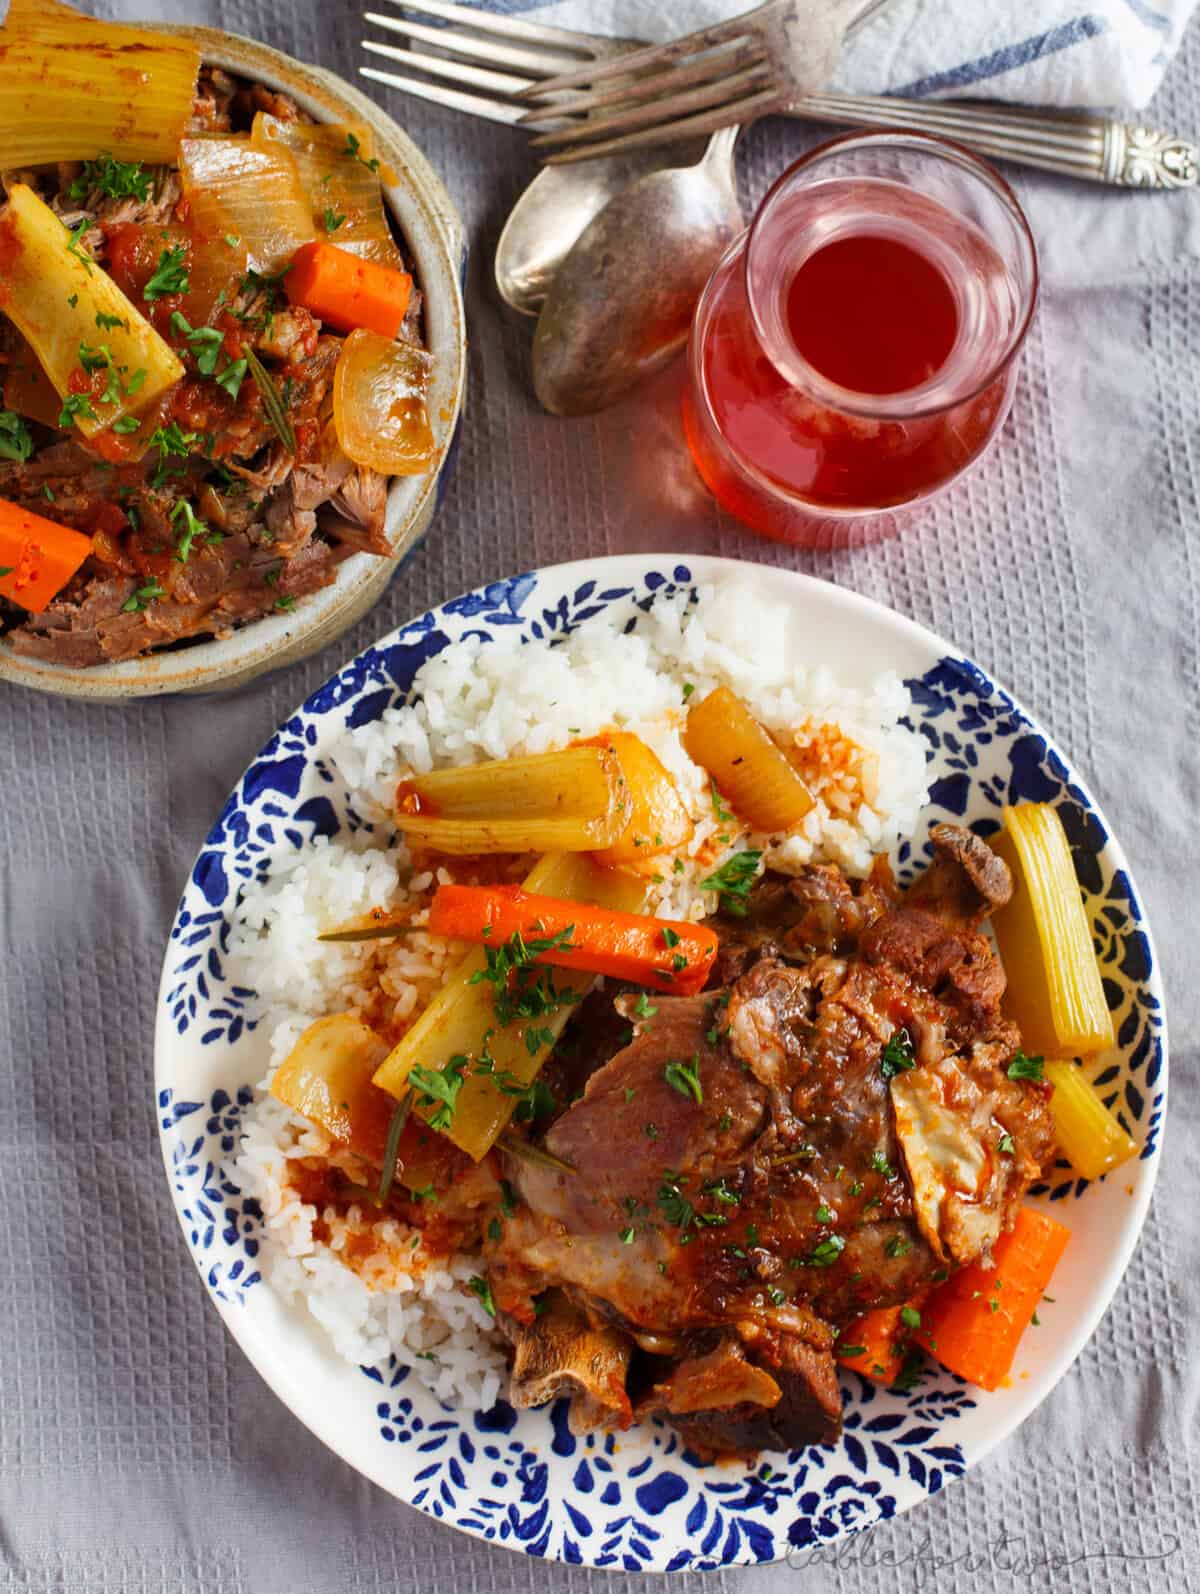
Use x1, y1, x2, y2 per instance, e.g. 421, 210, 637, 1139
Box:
361, 0, 620, 130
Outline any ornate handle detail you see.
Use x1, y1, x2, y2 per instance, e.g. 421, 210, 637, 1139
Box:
1108, 123, 1199, 189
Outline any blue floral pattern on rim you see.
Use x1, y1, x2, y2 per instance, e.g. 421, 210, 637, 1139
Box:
156, 558, 1166, 1571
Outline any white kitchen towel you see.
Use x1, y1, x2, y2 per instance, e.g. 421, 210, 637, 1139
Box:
496, 0, 1197, 108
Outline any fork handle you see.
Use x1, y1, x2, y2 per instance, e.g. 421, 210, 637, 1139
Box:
789, 92, 1199, 189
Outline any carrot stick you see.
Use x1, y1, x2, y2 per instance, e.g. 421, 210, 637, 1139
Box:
0, 499, 91, 611
427, 883, 719, 996
917, 1207, 1070, 1391
284, 240, 412, 338
836, 1290, 930, 1385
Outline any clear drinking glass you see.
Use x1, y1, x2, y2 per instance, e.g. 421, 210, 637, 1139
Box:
682, 131, 1039, 548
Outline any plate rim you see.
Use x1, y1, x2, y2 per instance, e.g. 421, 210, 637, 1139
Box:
154, 551, 1169, 1567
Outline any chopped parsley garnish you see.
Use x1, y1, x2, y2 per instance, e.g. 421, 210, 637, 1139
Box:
0, 566, 12, 579
699, 850, 762, 916
499, 1179, 518, 1217
344, 131, 380, 172
656, 1174, 694, 1229
618, 1226, 635, 1245
275, 595, 297, 612
408, 1054, 468, 1131
69, 153, 151, 203
111, 415, 141, 435
66, 219, 95, 274
496, 1074, 556, 1123
869, 1151, 895, 1178
900, 1305, 922, 1330
879, 1029, 916, 1079
215, 357, 248, 401
634, 993, 658, 1020
466, 1275, 496, 1317
58, 392, 97, 428
1007, 1050, 1045, 1082
661, 926, 680, 949
884, 1233, 912, 1258
815, 1204, 834, 1223
77, 341, 110, 375
469, 924, 578, 1036
643, 1122, 659, 1140
664, 1054, 703, 1104
768, 1287, 787, 1307
148, 421, 199, 460
323, 207, 347, 232
487, 1217, 502, 1242
717, 1112, 733, 1132
998, 1132, 1015, 1155
170, 499, 208, 563
95, 311, 127, 332
0, 410, 33, 463
121, 579, 165, 613
143, 245, 190, 301
805, 1235, 846, 1267
682, 682, 695, 701
890, 1349, 925, 1392
705, 1178, 739, 1207
169, 311, 226, 375
837, 1343, 866, 1358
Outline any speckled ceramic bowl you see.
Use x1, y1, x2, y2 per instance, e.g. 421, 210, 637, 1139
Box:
0, 24, 466, 701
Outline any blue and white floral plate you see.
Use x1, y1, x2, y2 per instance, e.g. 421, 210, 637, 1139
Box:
155, 555, 1166, 1572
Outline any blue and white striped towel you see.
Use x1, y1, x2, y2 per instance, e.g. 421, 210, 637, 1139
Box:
489, 0, 1196, 108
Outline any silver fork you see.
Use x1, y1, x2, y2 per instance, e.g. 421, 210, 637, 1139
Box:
360, 0, 1198, 187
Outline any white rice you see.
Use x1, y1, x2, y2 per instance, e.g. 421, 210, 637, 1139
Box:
225, 575, 929, 1407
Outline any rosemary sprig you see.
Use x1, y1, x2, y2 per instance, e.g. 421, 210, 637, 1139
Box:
245, 348, 296, 454
498, 1134, 575, 1175
377, 1093, 412, 1205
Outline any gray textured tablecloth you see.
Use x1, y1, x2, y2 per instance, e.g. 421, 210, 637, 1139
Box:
3, 4, 1200, 1591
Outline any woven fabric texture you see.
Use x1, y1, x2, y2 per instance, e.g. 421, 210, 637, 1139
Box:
1, 3, 1198, 1591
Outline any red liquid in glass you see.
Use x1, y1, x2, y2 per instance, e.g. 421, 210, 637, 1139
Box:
684, 224, 1011, 533
785, 235, 959, 395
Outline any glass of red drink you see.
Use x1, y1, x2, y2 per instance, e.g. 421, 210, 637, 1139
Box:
682, 131, 1039, 547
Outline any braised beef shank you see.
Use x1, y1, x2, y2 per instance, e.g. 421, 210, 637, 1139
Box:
484, 824, 1056, 1456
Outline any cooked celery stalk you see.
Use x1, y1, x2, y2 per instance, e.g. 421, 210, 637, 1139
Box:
0, 0, 200, 166
271, 1013, 393, 1161
991, 804, 1114, 1056
684, 685, 814, 832
1044, 1059, 1137, 1181
0, 185, 184, 439
395, 746, 633, 855
584, 732, 693, 867
372, 853, 646, 1159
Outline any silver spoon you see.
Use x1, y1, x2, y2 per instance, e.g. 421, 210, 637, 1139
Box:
495, 127, 734, 316
522, 126, 742, 416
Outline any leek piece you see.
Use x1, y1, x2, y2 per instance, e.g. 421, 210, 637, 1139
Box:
372, 853, 647, 1160
251, 113, 406, 272
991, 804, 1114, 1056
684, 685, 814, 832
0, 184, 184, 438
395, 746, 633, 855
585, 732, 693, 867
0, 0, 200, 166
179, 137, 315, 276
1044, 1059, 1137, 1181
